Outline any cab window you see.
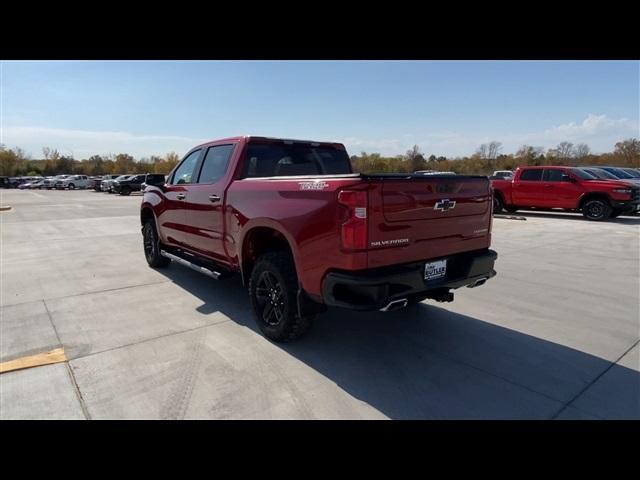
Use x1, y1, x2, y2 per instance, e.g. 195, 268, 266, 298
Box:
543, 169, 570, 182
170, 150, 201, 185
197, 145, 234, 184
519, 169, 543, 181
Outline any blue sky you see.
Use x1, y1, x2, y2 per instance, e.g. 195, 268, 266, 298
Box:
1, 60, 638, 159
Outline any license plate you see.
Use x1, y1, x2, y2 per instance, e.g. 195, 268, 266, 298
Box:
424, 259, 447, 281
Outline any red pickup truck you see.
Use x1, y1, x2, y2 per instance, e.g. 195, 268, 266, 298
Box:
492, 166, 640, 220
141, 136, 497, 341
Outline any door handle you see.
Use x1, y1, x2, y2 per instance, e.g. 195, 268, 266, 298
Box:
209, 194, 221, 203
544, 184, 552, 188
176, 193, 186, 200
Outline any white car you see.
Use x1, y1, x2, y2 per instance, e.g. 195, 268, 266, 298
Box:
416, 170, 456, 175
58, 175, 91, 190
491, 170, 514, 179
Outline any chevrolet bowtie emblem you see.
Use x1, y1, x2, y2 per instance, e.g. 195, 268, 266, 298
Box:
434, 199, 456, 211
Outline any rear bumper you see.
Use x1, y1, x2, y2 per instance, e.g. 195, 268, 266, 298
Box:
322, 248, 497, 311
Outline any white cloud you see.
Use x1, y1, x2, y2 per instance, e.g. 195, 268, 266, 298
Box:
0, 126, 208, 158
341, 114, 639, 157
544, 114, 638, 139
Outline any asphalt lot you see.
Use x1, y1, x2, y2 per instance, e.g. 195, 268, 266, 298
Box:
1, 188, 638, 419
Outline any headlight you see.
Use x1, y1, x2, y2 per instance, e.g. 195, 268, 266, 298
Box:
613, 188, 632, 194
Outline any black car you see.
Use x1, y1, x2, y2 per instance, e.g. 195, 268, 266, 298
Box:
112, 174, 146, 195
0, 176, 10, 188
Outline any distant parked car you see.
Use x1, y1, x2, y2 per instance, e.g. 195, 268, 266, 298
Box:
57, 175, 91, 190
41, 176, 57, 189
101, 174, 126, 193
112, 174, 146, 195
18, 177, 43, 189
415, 170, 456, 175
491, 170, 514, 180
0, 176, 9, 188
578, 167, 621, 181
619, 168, 640, 179
28, 179, 46, 189
591, 166, 640, 186
492, 166, 640, 220
87, 176, 103, 191
52, 175, 72, 189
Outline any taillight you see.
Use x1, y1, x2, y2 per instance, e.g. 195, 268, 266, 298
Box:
338, 189, 368, 250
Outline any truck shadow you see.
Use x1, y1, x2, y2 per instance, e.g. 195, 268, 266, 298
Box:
157, 267, 640, 419
510, 211, 640, 225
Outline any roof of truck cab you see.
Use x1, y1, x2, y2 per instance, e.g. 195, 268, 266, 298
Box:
192, 136, 344, 149
518, 165, 574, 169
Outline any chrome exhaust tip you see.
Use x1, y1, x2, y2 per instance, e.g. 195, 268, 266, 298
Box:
379, 298, 409, 312
467, 277, 488, 288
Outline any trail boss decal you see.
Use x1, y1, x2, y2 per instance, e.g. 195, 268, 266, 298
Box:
434, 199, 456, 211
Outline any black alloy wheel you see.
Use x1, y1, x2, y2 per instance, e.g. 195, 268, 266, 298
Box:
255, 271, 285, 326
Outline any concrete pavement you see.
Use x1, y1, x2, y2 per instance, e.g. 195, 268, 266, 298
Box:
1, 188, 638, 419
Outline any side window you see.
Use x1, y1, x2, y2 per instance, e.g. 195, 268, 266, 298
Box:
197, 145, 234, 184
543, 169, 566, 182
519, 169, 543, 181
170, 150, 201, 185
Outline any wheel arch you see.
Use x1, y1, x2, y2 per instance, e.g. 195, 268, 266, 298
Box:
578, 192, 612, 210
239, 221, 300, 287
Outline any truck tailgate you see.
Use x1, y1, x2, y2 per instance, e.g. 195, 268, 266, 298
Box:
367, 175, 492, 269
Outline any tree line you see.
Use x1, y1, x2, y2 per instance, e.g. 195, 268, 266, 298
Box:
350, 139, 640, 175
0, 147, 181, 177
1, 138, 638, 178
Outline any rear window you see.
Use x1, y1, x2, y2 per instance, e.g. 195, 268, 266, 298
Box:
242, 143, 352, 178
519, 169, 543, 181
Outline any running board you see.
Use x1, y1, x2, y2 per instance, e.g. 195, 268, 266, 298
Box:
160, 250, 221, 280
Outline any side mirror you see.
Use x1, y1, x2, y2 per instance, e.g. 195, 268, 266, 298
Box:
144, 174, 166, 189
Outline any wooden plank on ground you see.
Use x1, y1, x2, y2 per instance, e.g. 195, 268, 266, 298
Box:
0, 348, 67, 374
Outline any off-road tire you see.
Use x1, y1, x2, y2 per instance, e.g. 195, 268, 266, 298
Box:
249, 252, 314, 342
68, 183, 75, 190
582, 198, 611, 221
142, 218, 170, 268
120, 186, 131, 196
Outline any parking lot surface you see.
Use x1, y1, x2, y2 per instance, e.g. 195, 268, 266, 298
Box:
1, 189, 638, 419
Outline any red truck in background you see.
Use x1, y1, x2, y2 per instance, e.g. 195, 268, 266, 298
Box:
141, 136, 497, 341
491, 166, 640, 221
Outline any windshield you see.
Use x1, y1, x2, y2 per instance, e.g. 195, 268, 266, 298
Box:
572, 168, 597, 180
621, 168, 640, 178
